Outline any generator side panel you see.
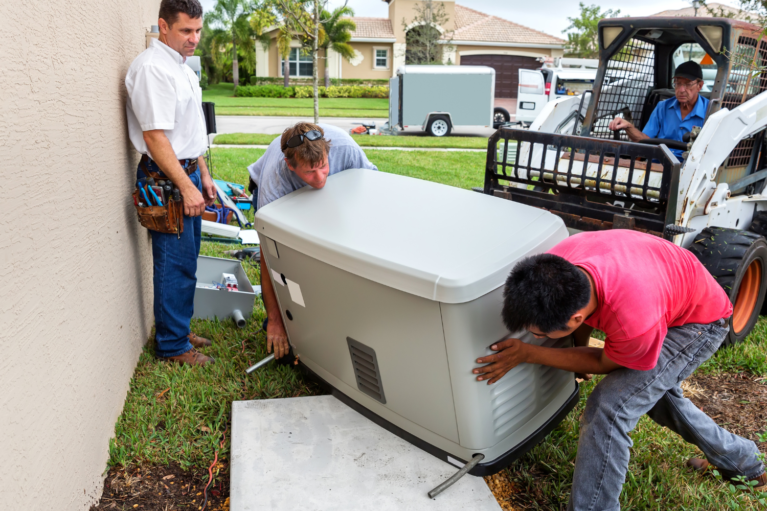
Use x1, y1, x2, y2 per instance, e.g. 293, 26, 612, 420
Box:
261, 236, 461, 445
401, 73, 493, 127
440, 289, 576, 460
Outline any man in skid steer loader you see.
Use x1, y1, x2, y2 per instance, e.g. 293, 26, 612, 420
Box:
608, 61, 707, 159
473, 230, 766, 510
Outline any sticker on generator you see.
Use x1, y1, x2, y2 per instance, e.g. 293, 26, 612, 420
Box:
286, 279, 305, 307
271, 269, 285, 286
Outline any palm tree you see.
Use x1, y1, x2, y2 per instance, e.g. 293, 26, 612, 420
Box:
249, 5, 274, 84
320, 6, 356, 88
206, 0, 254, 88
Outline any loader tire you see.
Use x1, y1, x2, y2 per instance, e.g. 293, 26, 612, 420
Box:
688, 227, 767, 346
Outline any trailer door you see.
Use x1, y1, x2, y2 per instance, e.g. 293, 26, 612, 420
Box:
389, 76, 399, 128
516, 69, 547, 123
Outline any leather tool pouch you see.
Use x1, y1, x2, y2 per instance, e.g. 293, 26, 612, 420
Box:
133, 188, 184, 234
133, 157, 193, 235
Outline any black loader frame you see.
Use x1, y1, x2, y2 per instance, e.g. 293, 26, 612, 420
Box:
484, 129, 681, 237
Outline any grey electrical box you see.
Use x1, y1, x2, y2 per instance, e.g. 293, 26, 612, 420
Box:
193, 256, 257, 327
255, 169, 578, 475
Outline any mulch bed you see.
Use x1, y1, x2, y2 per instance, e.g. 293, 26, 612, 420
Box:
90, 464, 229, 511
685, 372, 767, 454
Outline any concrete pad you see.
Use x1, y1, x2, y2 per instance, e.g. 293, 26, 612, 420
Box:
230, 396, 501, 511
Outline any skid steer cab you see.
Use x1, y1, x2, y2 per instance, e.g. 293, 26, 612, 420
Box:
484, 16, 767, 345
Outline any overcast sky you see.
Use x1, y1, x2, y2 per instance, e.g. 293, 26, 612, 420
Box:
197, 0, 742, 39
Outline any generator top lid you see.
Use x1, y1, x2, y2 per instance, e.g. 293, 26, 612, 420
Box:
255, 169, 566, 304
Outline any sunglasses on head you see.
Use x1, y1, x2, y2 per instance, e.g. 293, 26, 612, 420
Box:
283, 129, 323, 150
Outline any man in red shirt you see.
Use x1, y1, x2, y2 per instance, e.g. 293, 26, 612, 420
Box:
474, 230, 765, 510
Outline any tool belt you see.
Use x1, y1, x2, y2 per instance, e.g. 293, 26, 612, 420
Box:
132, 155, 198, 235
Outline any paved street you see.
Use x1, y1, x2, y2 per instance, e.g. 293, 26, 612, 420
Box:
214, 114, 504, 139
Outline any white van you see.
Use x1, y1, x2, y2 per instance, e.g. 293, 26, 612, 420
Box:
516, 58, 599, 125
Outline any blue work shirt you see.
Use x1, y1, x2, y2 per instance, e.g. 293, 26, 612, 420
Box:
642, 94, 709, 159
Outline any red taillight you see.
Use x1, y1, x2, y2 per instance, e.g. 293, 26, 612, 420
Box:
544, 83, 551, 96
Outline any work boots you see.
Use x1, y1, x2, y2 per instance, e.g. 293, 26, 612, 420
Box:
163, 347, 215, 366
188, 332, 212, 348
687, 458, 767, 491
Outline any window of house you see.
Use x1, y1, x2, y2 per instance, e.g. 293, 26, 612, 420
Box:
375, 48, 389, 69
282, 48, 313, 77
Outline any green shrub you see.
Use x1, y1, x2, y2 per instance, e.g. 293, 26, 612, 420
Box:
324, 85, 389, 98
294, 86, 328, 98
199, 74, 209, 90
234, 85, 295, 98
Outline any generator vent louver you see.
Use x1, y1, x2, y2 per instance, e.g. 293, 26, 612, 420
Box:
347, 337, 386, 404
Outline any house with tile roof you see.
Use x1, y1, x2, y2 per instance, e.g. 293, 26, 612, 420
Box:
256, 0, 566, 100
652, 2, 748, 19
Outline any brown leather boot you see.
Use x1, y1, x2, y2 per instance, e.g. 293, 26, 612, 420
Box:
163, 348, 215, 366
188, 332, 212, 348
687, 458, 767, 490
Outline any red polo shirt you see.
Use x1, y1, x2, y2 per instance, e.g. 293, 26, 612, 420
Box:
549, 230, 733, 370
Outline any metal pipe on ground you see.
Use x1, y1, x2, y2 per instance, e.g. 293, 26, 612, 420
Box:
428, 454, 485, 499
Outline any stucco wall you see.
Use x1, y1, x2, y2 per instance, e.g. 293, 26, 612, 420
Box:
0, 0, 159, 509
342, 43, 395, 79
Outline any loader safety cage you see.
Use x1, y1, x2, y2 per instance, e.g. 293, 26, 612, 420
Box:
484, 128, 681, 236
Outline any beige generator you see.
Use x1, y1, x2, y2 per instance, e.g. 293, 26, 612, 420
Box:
255, 169, 578, 475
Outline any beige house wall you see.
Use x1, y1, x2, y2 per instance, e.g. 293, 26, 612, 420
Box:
342, 43, 395, 80
389, 0, 456, 43
0, 0, 159, 509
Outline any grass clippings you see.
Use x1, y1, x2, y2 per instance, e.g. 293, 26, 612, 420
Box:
89, 464, 229, 511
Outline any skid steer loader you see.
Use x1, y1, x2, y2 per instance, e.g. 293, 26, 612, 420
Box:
484, 16, 767, 345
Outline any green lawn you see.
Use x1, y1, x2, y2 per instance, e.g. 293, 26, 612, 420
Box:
214, 132, 490, 150
203, 83, 388, 118
106, 146, 767, 510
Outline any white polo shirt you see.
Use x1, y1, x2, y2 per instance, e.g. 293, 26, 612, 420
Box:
125, 38, 208, 160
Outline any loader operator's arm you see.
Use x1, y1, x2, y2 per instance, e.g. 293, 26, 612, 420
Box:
608, 117, 649, 143
260, 250, 290, 359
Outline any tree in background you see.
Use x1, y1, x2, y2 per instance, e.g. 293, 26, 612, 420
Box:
249, 4, 275, 83
273, 0, 315, 89
206, 0, 255, 88
320, 5, 356, 88
403, 0, 454, 65
563, 3, 621, 58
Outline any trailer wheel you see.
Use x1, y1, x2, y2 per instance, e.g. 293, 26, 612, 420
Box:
688, 227, 767, 346
426, 115, 451, 137
493, 107, 510, 129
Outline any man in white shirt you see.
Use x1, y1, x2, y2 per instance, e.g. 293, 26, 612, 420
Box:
125, 0, 216, 366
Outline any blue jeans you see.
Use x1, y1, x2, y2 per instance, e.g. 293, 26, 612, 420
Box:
137, 160, 202, 358
568, 319, 764, 511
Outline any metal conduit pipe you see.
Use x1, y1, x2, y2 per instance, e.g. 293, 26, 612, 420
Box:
427, 453, 485, 499
232, 309, 246, 328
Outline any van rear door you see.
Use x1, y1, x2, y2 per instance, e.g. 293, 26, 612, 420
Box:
516, 69, 547, 123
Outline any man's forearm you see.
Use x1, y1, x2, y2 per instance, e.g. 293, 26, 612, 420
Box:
625, 126, 649, 143
197, 155, 210, 178
144, 131, 196, 193
260, 251, 284, 326
525, 345, 615, 374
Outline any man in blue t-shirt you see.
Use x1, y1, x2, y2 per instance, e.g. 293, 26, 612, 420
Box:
609, 61, 708, 159
247, 122, 378, 361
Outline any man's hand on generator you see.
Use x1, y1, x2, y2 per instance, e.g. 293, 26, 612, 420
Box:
267, 321, 290, 359
473, 338, 528, 385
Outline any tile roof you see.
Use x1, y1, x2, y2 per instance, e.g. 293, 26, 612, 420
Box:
652, 2, 749, 20
347, 4, 564, 45
348, 17, 394, 39
449, 5, 565, 45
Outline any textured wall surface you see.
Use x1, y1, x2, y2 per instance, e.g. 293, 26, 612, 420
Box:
0, 1, 160, 508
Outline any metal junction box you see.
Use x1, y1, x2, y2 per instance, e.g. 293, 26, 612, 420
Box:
255, 169, 578, 475
193, 256, 257, 327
